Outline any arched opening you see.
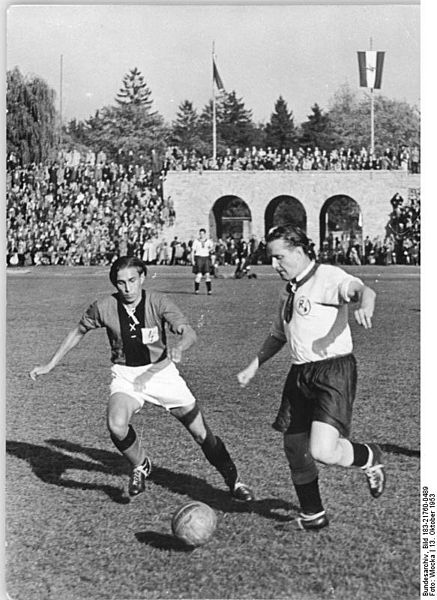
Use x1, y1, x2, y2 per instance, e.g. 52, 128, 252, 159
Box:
212, 196, 252, 241
265, 196, 307, 237
320, 195, 363, 259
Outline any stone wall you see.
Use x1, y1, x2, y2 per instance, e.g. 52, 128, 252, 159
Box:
163, 170, 420, 245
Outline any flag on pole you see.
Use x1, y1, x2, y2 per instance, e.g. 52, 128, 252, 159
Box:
357, 51, 385, 89
213, 58, 224, 90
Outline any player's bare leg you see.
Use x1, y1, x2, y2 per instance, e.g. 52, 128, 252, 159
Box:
283, 432, 329, 531
194, 273, 202, 294
205, 273, 212, 295
107, 392, 152, 496
310, 421, 386, 498
171, 402, 254, 501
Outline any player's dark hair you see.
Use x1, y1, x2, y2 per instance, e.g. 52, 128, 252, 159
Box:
109, 256, 147, 286
199, 228, 206, 234
266, 224, 311, 256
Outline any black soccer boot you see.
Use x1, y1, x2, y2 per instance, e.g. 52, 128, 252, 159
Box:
292, 510, 329, 531
128, 457, 152, 497
362, 443, 386, 498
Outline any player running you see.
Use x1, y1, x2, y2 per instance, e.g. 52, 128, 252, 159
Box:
191, 228, 215, 295
237, 224, 385, 530
30, 256, 254, 502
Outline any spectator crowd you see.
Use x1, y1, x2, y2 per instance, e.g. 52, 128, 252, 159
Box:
6, 147, 420, 268
6, 149, 176, 267
164, 144, 420, 173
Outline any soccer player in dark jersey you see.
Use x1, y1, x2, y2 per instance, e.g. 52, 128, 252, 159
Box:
30, 256, 253, 501
237, 225, 385, 531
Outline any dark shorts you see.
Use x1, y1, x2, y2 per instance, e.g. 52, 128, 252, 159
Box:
192, 256, 212, 275
272, 354, 357, 437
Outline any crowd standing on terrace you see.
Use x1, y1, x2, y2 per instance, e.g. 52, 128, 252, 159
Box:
6, 145, 420, 268
163, 144, 420, 173
6, 149, 175, 267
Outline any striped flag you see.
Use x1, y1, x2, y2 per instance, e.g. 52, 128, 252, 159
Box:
357, 51, 385, 89
213, 58, 224, 90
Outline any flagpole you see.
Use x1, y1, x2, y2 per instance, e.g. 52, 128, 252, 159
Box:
59, 54, 63, 151
370, 88, 375, 158
369, 38, 374, 159
212, 41, 217, 164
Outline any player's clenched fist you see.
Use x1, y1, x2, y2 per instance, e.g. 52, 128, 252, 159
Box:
29, 364, 52, 380
237, 359, 259, 387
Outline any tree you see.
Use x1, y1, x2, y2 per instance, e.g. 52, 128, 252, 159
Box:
299, 103, 334, 149
68, 68, 168, 165
115, 67, 155, 111
220, 91, 258, 150
264, 96, 298, 149
326, 82, 420, 152
7, 67, 57, 165
170, 100, 203, 150
198, 90, 258, 156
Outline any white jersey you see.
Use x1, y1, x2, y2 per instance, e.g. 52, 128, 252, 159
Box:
270, 263, 363, 364
192, 238, 214, 257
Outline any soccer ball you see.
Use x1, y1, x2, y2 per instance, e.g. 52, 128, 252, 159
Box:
171, 501, 217, 547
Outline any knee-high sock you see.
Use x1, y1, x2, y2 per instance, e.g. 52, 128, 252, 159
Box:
201, 428, 238, 489
110, 425, 145, 467
284, 432, 324, 514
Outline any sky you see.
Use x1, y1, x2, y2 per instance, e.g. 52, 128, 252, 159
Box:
6, 3, 420, 126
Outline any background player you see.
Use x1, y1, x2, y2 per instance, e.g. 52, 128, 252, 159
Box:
191, 228, 215, 295
30, 256, 254, 502
237, 224, 385, 530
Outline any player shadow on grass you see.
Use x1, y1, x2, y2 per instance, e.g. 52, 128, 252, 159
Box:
48, 440, 297, 520
6, 439, 130, 505
6, 438, 296, 519
379, 443, 420, 458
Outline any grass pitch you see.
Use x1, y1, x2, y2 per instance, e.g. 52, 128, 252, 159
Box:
6, 264, 420, 600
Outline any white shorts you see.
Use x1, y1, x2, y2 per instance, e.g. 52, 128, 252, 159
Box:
110, 359, 196, 411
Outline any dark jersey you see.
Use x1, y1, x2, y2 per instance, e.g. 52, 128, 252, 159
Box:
78, 289, 189, 366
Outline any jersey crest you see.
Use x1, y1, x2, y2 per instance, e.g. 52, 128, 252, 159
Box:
296, 295, 311, 316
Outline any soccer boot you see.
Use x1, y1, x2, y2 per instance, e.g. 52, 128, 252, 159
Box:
230, 479, 255, 502
362, 443, 386, 498
293, 510, 329, 531
128, 457, 152, 497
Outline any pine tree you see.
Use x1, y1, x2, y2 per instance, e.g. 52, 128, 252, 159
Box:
221, 91, 257, 149
299, 103, 333, 150
115, 67, 155, 111
264, 96, 297, 150
170, 100, 202, 150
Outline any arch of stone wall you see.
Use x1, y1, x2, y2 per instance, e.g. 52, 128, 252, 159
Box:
265, 195, 307, 236
210, 195, 252, 240
319, 195, 362, 249
163, 171, 420, 248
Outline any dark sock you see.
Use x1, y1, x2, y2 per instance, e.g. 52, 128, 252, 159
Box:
201, 430, 237, 488
294, 477, 324, 514
206, 281, 212, 292
351, 442, 370, 467
194, 282, 200, 292
110, 425, 144, 467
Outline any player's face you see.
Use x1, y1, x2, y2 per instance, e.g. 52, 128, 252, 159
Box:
268, 239, 306, 281
115, 267, 145, 304
199, 230, 206, 240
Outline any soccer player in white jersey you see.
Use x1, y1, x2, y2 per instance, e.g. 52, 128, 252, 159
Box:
237, 225, 385, 531
30, 256, 253, 502
191, 228, 215, 295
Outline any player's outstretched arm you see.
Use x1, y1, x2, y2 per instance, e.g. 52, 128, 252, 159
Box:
237, 358, 259, 388
169, 324, 197, 363
348, 281, 376, 329
237, 334, 285, 387
29, 326, 86, 380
